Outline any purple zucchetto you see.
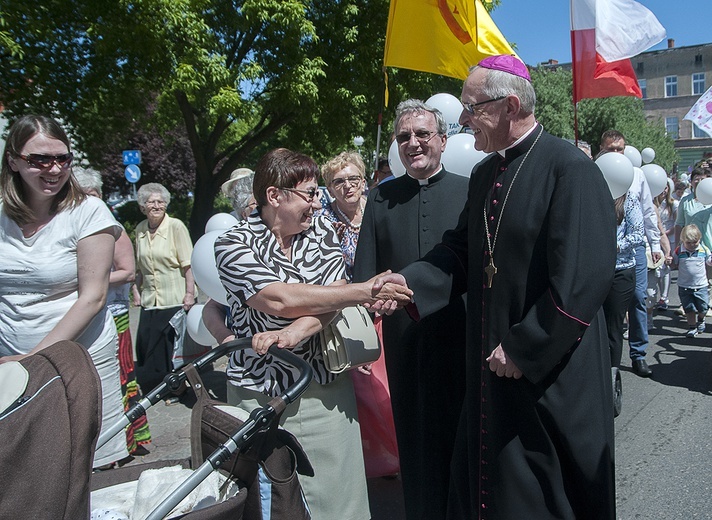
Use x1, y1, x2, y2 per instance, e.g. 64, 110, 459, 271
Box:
478, 55, 531, 82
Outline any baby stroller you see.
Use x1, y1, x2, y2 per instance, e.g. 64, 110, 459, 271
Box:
1, 338, 313, 520
0, 340, 102, 519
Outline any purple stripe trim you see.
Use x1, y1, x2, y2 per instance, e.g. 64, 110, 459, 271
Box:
548, 288, 589, 327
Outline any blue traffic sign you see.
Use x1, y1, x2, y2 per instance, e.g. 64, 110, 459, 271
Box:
123, 150, 141, 165
125, 164, 141, 184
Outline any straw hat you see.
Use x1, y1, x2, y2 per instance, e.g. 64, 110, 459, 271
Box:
221, 168, 254, 197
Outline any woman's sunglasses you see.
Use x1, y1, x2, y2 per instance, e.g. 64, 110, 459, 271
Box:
16, 152, 74, 170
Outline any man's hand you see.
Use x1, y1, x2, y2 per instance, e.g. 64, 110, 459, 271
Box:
486, 345, 523, 379
651, 251, 662, 263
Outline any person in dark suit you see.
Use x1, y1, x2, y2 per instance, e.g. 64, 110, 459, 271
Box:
353, 99, 469, 520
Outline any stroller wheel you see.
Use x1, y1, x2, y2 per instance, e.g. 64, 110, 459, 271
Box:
612, 367, 622, 418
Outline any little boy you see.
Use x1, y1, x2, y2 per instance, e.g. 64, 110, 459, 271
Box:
673, 224, 712, 337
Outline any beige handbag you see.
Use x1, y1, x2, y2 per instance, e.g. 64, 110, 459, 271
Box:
319, 305, 381, 373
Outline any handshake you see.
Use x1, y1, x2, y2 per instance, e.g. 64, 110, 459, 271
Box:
363, 271, 412, 315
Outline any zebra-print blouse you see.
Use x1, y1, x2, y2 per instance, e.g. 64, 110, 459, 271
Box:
215, 212, 347, 396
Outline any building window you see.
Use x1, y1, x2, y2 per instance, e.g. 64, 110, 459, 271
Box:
693, 123, 708, 138
639, 79, 647, 99
666, 117, 679, 138
665, 76, 678, 97
693, 73, 705, 95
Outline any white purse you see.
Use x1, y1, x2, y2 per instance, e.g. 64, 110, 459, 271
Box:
319, 305, 381, 373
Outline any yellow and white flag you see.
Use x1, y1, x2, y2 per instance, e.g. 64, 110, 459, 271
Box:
383, 0, 516, 80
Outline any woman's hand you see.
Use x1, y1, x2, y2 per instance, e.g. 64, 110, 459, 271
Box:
356, 363, 373, 375
252, 328, 303, 355
0, 354, 28, 364
183, 292, 196, 311
362, 271, 413, 314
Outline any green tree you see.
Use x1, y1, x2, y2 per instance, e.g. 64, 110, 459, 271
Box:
530, 67, 677, 171
0, 0, 501, 237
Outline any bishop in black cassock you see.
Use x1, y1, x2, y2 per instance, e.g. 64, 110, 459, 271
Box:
395, 58, 617, 519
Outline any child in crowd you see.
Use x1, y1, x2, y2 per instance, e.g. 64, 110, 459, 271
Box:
673, 224, 712, 337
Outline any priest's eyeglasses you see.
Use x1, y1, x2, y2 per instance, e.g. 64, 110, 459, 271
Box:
16, 152, 74, 170
462, 96, 507, 115
282, 187, 321, 202
395, 130, 439, 145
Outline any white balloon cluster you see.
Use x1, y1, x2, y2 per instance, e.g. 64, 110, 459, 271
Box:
388, 92, 491, 179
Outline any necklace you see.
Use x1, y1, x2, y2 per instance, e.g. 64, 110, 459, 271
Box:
483, 126, 543, 289
334, 199, 363, 230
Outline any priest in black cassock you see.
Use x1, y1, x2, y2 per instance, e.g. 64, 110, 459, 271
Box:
375, 56, 618, 519
353, 99, 469, 520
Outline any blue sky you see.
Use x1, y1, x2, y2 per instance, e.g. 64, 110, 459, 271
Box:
489, 0, 711, 66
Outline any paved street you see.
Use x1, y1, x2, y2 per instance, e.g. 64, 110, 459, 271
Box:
121, 277, 712, 518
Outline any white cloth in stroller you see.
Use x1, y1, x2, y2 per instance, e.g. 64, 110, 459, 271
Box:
91, 465, 240, 519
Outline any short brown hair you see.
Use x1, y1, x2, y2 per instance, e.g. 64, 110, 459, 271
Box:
1, 114, 85, 225
252, 148, 319, 207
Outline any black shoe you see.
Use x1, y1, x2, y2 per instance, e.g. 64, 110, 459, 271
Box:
632, 359, 652, 378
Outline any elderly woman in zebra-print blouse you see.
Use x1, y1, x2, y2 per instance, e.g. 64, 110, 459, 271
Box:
212, 148, 411, 520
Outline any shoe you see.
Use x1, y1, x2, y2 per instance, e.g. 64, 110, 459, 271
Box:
676, 306, 686, 316
623, 329, 629, 340
697, 321, 706, 334
686, 328, 699, 338
131, 445, 151, 456
632, 359, 652, 377
657, 300, 669, 311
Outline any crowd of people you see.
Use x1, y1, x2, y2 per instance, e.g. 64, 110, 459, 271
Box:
2, 53, 712, 520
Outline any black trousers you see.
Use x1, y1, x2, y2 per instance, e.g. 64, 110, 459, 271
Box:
135, 306, 180, 391
602, 267, 635, 368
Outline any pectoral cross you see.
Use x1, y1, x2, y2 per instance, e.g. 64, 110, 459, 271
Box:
484, 258, 497, 289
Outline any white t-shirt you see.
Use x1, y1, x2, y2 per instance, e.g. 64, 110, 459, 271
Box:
0, 196, 121, 356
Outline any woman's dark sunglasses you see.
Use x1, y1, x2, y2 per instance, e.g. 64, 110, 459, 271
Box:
16, 152, 74, 170
282, 187, 321, 202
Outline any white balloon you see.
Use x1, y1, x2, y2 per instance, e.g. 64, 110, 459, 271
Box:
640, 164, 667, 198
426, 93, 463, 137
186, 304, 216, 346
205, 212, 239, 234
388, 140, 407, 177
595, 153, 634, 198
641, 147, 656, 164
696, 178, 712, 205
441, 133, 491, 177
623, 145, 642, 168
191, 230, 228, 305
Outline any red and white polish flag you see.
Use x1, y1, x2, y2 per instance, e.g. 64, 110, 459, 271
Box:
570, 0, 666, 103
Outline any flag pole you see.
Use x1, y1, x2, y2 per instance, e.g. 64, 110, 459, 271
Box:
570, 9, 579, 147
373, 68, 389, 179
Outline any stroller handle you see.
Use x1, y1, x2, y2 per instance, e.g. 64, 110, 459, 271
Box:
96, 337, 313, 450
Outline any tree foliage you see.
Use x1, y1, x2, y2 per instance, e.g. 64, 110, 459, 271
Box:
530, 67, 678, 171
2, 0, 587, 239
